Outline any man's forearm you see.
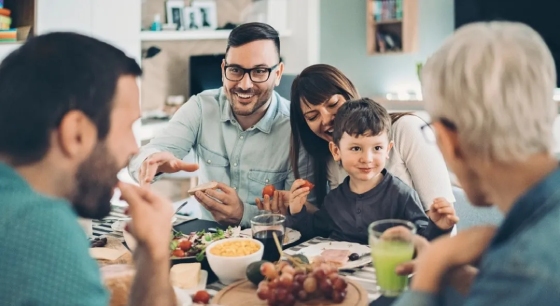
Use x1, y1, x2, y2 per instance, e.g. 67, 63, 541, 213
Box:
127, 147, 162, 183
445, 265, 478, 296
129, 246, 176, 306
410, 258, 448, 293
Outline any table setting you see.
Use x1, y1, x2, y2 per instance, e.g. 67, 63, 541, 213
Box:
90, 206, 414, 306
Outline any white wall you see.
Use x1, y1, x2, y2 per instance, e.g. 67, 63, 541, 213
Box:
35, 0, 143, 185
0, 43, 21, 61
36, 0, 93, 36
280, 0, 320, 74
36, 0, 141, 62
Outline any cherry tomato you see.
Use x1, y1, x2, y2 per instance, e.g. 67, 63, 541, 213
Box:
301, 180, 315, 190
172, 249, 185, 257
178, 239, 192, 251
262, 184, 275, 198
192, 290, 211, 304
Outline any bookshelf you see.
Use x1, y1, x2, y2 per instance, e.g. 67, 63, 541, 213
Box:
366, 0, 418, 55
2, 0, 35, 43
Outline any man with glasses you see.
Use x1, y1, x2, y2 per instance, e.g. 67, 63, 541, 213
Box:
128, 22, 313, 227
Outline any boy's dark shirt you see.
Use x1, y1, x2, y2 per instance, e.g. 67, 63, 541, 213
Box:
286, 169, 451, 244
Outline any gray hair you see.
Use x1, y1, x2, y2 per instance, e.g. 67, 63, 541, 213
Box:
422, 21, 557, 163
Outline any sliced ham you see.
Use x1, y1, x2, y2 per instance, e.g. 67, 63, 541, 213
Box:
319, 249, 351, 267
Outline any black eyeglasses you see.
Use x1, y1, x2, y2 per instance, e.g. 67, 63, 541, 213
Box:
223, 62, 280, 83
420, 117, 457, 143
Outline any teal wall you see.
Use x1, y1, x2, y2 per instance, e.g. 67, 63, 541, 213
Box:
319, 0, 455, 97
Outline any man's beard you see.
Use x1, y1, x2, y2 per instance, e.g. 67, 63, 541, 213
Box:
71, 142, 121, 220
228, 84, 274, 116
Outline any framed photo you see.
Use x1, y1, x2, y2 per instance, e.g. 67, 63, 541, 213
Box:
166, 0, 185, 30
191, 1, 218, 30
183, 6, 202, 30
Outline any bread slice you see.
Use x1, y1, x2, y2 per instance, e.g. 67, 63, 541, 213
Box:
170, 263, 201, 289
187, 181, 218, 196
101, 264, 135, 306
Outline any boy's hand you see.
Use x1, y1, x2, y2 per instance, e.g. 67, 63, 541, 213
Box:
289, 179, 311, 214
428, 197, 460, 230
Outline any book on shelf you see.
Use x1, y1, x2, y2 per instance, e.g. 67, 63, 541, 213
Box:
0, 8, 11, 17
375, 31, 401, 53
372, 0, 403, 22
0, 14, 10, 30
0, 28, 17, 42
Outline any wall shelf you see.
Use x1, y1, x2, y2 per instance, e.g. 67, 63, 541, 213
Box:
140, 29, 292, 41
366, 0, 418, 55
376, 19, 403, 25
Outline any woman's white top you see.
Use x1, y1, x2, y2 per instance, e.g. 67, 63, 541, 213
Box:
326, 115, 455, 210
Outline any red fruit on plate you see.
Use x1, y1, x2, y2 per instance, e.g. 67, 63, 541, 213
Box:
172, 249, 185, 257
192, 290, 211, 304
178, 239, 192, 251
262, 184, 276, 198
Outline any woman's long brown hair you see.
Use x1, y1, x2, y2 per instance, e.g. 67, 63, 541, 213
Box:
289, 65, 415, 206
289, 64, 359, 207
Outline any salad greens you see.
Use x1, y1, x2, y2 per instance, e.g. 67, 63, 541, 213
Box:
169, 226, 240, 261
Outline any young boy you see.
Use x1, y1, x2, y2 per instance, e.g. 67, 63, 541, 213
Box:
286, 98, 458, 244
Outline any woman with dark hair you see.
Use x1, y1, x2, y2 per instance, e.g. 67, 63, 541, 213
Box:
289, 64, 454, 211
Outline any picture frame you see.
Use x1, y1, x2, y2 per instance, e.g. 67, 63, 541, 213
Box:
166, 0, 186, 30
183, 6, 202, 30
191, 1, 218, 30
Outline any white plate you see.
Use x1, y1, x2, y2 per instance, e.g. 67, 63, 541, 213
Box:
239, 227, 301, 245
172, 269, 208, 306
112, 217, 178, 232
173, 286, 193, 306
295, 241, 371, 270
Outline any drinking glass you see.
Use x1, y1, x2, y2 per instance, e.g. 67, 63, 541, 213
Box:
251, 213, 286, 262
369, 219, 417, 297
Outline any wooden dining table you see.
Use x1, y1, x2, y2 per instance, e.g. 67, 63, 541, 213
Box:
92, 206, 401, 306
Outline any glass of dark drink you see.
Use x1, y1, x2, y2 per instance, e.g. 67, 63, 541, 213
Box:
251, 213, 286, 262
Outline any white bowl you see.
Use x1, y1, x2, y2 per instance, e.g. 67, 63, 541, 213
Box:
205, 237, 264, 285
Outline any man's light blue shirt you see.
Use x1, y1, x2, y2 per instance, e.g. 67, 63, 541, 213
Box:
394, 166, 560, 306
129, 88, 314, 227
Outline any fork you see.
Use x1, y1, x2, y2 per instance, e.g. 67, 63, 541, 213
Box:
174, 200, 190, 215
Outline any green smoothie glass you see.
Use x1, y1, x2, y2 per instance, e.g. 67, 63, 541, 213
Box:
368, 219, 417, 297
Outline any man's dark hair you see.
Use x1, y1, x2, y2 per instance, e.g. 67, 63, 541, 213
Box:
226, 22, 280, 58
0, 32, 142, 166
332, 98, 392, 146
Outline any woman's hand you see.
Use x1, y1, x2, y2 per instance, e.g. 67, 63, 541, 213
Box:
288, 179, 311, 214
